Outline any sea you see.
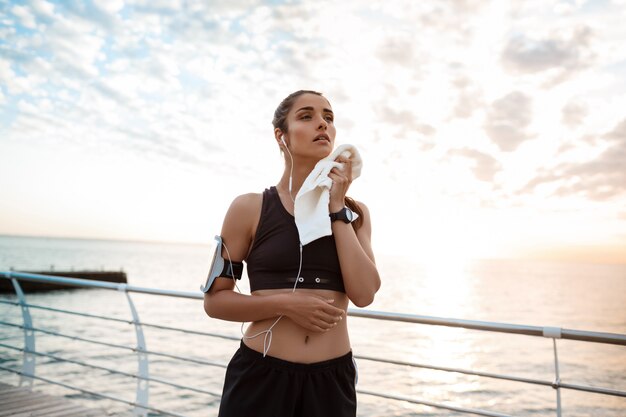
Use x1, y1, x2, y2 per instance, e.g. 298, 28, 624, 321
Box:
0, 235, 625, 417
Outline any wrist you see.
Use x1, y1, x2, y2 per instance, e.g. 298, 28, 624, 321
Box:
329, 203, 344, 213
330, 206, 355, 224
273, 292, 293, 317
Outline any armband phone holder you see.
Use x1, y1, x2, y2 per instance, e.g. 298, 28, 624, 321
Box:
200, 235, 243, 293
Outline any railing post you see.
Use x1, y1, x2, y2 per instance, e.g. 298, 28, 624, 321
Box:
118, 284, 149, 417
9, 275, 36, 388
544, 327, 563, 417
552, 338, 562, 417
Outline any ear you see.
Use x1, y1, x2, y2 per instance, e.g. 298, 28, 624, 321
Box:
274, 128, 286, 147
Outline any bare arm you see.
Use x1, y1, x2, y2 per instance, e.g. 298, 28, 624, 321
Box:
328, 157, 381, 307
203, 193, 344, 332
331, 202, 380, 307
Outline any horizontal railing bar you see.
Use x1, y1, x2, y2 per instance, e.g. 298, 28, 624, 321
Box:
0, 321, 227, 369
0, 299, 240, 341
3, 271, 625, 346
143, 347, 227, 368
0, 299, 134, 324
0, 365, 188, 417
135, 321, 240, 341
558, 381, 626, 398
0, 343, 222, 397
355, 354, 552, 387
560, 328, 626, 345
0, 320, 130, 350
356, 354, 626, 398
357, 388, 514, 417
348, 309, 626, 346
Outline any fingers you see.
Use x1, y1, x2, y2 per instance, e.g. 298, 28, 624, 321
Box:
311, 295, 345, 316
289, 294, 346, 332
312, 305, 345, 330
329, 159, 353, 184
315, 307, 344, 331
308, 314, 343, 332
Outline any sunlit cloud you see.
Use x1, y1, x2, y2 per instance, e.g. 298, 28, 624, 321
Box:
521, 119, 626, 201
447, 148, 502, 182
484, 91, 534, 152
501, 25, 594, 85
561, 99, 588, 127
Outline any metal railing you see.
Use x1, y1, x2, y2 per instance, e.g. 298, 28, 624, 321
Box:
1, 271, 625, 417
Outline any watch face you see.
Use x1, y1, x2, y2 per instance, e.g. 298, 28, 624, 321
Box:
345, 208, 354, 221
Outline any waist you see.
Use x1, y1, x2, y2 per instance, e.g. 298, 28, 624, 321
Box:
244, 290, 350, 363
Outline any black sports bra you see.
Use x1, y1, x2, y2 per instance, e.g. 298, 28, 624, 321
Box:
246, 187, 345, 293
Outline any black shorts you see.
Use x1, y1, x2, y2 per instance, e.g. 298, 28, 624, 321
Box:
218, 341, 357, 417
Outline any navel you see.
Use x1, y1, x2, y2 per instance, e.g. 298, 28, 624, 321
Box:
304, 335, 309, 344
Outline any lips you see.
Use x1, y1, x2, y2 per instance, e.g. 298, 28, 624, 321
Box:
314, 134, 330, 142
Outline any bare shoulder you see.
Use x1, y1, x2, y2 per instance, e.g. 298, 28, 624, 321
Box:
224, 192, 262, 226
228, 192, 262, 214
220, 192, 263, 260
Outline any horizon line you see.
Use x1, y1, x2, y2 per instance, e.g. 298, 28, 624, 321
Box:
1, 232, 624, 266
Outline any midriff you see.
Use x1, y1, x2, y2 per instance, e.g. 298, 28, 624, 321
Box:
243, 288, 351, 363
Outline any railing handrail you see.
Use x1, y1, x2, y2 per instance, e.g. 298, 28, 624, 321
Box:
3, 271, 625, 346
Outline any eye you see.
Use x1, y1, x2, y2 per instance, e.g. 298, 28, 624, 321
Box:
300, 114, 312, 120
325, 115, 334, 122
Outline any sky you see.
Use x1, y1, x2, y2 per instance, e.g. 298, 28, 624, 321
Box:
0, 0, 625, 264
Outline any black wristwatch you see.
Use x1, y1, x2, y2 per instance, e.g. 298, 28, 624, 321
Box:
330, 207, 354, 223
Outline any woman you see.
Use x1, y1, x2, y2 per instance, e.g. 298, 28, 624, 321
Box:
204, 90, 381, 417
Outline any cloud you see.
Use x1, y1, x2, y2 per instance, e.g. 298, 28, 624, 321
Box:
11, 5, 38, 29
450, 76, 484, 119
0, 59, 15, 84
30, 0, 56, 19
447, 148, 501, 182
378, 104, 436, 143
521, 119, 626, 201
376, 34, 418, 67
604, 118, 626, 141
501, 25, 594, 84
93, 0, 125, 15
561, 100, 588, 127
484, 91, 533, 151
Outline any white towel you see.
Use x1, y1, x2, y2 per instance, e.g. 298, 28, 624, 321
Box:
294, 144, 362, 245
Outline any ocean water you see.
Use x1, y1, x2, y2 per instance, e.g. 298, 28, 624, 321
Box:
0, 235, 625, 416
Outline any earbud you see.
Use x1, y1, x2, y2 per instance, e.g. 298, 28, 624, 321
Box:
280, 134, 287, 147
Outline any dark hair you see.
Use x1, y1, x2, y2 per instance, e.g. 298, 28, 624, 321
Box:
273, 90, 364, 230
272, 90, 323, 133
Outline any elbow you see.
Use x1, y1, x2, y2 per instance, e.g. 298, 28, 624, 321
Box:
350, 274, 380, 308
350, 289, 377, 308
203, 294, 219, 318
351, 294, 375, 308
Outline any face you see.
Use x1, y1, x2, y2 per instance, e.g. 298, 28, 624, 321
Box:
280, 93, 336, 159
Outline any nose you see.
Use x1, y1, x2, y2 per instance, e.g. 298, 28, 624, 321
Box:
317, 116, 327, 130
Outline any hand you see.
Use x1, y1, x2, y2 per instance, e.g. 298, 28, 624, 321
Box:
283, 293, 345, 332
328, 155, 353, 213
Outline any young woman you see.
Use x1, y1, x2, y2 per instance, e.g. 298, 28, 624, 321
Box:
204, 90, 381, 417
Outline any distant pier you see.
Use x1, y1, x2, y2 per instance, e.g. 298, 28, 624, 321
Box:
0, 270, 127, 293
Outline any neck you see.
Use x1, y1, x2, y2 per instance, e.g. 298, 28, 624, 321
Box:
277, 156, 318, 198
